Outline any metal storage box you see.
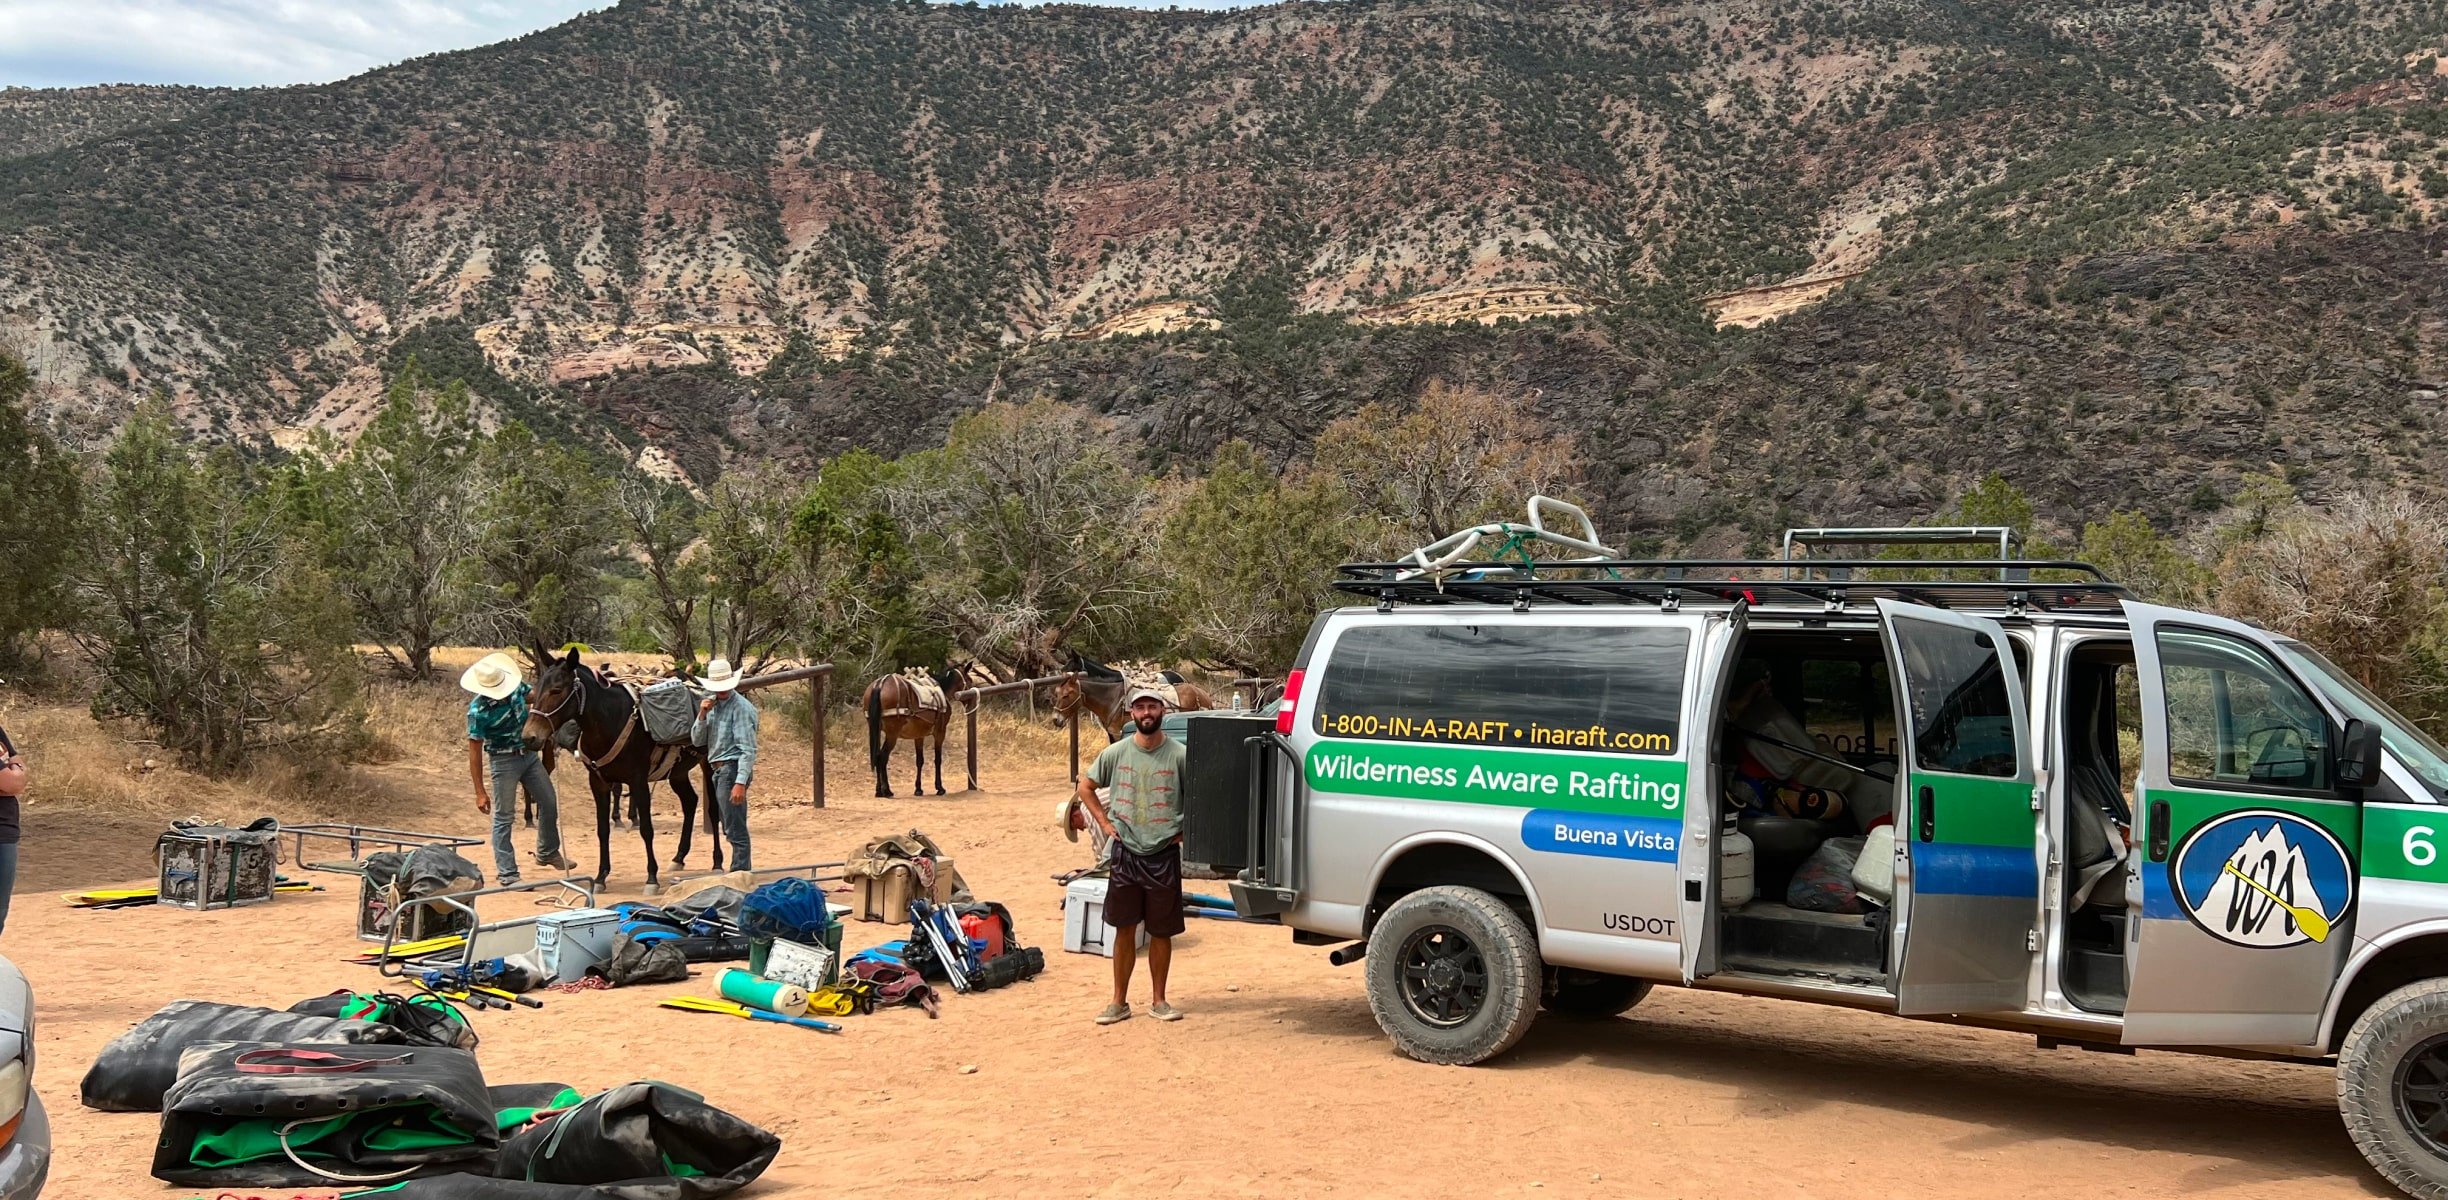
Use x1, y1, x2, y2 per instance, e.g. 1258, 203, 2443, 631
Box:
156, 826, 279, 911
1180, 714, 1271, 872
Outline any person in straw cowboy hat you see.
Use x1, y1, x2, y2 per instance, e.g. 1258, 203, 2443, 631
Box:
692, 658, 760, 873
463, 651, 576, 886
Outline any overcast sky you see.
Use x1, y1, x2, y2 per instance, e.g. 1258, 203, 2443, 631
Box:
0, 0, 1256, 89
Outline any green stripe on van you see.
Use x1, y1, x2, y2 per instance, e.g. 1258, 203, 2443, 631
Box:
2359, 803, 2444, 883
1305, 738, 1687, 819
2140, 789, 2358, 847
1912, 773, 2034, 847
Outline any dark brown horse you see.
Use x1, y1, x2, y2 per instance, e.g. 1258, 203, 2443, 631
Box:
521, 643, 714, 892
1051, 655, 1214, 742
863, 666, 965, 797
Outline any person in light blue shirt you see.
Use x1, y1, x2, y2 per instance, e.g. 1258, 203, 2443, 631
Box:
692, 657, 760, 872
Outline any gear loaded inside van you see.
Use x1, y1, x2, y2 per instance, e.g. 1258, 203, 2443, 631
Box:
1715, 632, 1908, 983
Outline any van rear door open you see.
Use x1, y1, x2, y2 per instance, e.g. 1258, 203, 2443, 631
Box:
1877, 600, 2039, 1015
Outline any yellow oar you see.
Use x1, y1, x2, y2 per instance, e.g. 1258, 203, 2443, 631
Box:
659, 996, 840, 1032
2223, 862, 2331, 943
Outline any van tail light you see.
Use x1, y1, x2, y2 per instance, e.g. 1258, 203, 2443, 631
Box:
1276, 669, 1305, 735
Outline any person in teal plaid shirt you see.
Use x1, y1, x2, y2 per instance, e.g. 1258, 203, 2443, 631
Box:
462, 652, 575, 885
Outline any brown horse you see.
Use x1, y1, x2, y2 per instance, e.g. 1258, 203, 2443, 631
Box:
863, 666, 966, 797
1051, 656, 1214, 742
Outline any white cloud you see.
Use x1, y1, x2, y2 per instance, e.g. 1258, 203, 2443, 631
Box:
0, 0, 1264, 90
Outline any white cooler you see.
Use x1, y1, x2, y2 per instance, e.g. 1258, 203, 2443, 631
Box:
1062, 876, 1151, 957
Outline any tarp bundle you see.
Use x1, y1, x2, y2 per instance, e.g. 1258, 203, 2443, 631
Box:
738, 878, 831, 945
83, 1000, 401, 1113
364, 845, 485, 897
354, 1081, 781, 1199
638, 680, 702, 746
152, 1042, 498, 1187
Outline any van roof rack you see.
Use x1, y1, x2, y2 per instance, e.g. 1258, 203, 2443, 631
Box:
1782, 527, 2024, 579
1346, 507, 2128, 615
1331, 559, 2132, 616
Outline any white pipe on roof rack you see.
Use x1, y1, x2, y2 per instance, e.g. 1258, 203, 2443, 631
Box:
1395, 496, 1619, 581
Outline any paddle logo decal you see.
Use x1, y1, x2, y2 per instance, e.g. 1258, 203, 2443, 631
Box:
2170, 809, 2353, 949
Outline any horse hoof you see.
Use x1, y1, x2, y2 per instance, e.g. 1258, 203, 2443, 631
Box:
934, 789, 946, 797
642, 882, 661, 896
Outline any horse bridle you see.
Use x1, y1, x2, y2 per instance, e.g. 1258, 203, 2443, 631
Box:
528, 666, 589, 723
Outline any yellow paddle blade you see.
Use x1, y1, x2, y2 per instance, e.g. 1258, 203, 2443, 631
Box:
2221, 862, 2331, 943
659, 997, 753, 1017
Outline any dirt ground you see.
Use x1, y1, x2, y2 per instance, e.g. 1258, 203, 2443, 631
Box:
9, 712, 2398, 1199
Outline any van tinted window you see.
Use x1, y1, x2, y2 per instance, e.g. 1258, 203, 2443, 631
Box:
1314, 623, 1687, 756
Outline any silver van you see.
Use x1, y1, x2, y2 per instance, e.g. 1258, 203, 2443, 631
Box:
1228, 501, 2448, 1199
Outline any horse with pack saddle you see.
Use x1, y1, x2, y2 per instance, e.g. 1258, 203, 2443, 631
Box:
521, 642, 723, 892
1050, 654, 1214, 742
863, 665, 970, 798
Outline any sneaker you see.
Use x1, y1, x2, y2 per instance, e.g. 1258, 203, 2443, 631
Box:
536, 852, 577, 871
1095, 1003, 1132, 1025
1150, 1002, 1183, 1022
498, 875, 522, 889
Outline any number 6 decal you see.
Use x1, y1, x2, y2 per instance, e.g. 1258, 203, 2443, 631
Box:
2407, 825, 2437, 868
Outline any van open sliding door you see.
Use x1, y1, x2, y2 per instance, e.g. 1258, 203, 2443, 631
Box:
1877, 600, 2039, 1015
1680, 602, 1747, 983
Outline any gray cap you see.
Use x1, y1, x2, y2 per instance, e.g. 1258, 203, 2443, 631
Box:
1125, 686, 1170, 707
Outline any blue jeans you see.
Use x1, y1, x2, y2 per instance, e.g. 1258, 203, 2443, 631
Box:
0, 842, 18, 938
710, 760, 751, 872
488, 751, 562, 883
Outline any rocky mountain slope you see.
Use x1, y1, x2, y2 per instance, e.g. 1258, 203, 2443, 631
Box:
0, 84, 239, 160
0, 0, 2443, 539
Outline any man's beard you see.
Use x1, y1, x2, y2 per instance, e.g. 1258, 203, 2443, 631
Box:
1134, 713, 1162, 735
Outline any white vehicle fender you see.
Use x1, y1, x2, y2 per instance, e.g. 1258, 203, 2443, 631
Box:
2317, 922, 2447, 1049
1365, 830, 1548, 934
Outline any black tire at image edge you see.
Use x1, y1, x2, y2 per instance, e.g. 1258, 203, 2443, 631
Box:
2340, 978, 2448, 1199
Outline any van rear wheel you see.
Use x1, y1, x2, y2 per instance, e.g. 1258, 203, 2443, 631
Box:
1364, 885, 1542, 1065
2340, 978, 2448, 1198
1543, 968, 1652, 1018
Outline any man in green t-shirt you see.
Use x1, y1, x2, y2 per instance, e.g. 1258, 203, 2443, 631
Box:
1079, 686, 1188, 1025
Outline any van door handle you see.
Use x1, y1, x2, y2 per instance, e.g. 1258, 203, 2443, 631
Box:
2148, 800, 2170, 862
1916, 785, 1936, 842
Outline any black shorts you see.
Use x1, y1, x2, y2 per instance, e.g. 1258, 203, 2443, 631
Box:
1105, 842, 1185, 938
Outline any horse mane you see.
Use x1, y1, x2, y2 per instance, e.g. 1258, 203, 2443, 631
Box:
1073, 655, 1124, 682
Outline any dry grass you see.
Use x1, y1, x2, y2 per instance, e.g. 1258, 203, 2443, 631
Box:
3, 649, 1112, 828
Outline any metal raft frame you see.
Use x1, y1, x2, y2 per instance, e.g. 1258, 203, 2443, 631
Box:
1336, 503, 2133, 617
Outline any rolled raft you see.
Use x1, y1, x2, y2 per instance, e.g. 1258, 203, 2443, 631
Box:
717, 969, 809, 1017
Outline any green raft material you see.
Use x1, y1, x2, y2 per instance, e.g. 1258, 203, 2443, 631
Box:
188, 1105, 475, 1169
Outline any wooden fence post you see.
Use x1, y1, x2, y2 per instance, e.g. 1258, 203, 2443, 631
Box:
811, 671, 826, 809
961, 689, 980, 792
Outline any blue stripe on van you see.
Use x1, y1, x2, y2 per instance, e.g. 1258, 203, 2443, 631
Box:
1913, 842, 2038, 897
2139, 860, 2184, 920
1520, 810, 1681, 862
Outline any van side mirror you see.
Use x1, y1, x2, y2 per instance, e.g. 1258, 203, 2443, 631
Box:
2340, 719, 2383, 788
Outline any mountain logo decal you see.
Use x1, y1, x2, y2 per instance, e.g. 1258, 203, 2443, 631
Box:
2170, 809, 2354, 949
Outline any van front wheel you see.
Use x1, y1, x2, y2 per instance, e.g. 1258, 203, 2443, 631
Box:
2340, 978, 2448, 1198
1364, 886, 1543, 1065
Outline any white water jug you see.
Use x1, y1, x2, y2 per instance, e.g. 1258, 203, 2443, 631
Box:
1721, 822, 1756, 908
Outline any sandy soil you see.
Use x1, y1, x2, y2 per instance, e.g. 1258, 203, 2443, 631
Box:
12, 732, 2395, 1199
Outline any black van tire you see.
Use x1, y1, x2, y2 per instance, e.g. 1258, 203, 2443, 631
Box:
2340, 978, 2448, 1199
1543, 969, 1652, 1018
1364, 885, 1543, 1065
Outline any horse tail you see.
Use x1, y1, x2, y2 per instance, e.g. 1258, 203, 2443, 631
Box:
867, 679, 888, 772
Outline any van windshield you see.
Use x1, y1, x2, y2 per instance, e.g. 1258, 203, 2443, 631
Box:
2272, 639, 2448, 798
